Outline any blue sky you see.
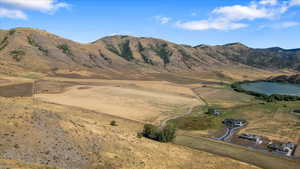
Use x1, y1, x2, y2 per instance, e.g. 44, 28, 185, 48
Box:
0, 0, 300, 49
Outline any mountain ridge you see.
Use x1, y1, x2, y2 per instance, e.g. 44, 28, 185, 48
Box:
0, 27, 299, 80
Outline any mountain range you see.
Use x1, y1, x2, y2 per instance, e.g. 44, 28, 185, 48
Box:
0, 28, 299, 80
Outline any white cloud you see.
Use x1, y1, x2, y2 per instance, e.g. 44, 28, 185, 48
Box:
155, 16, 172, 24
259, 0, 278, 6
0, 7, 27, 19
177, 0, 299, 31
212, 4, 275, 21
177, 19, 247, 31
0, 0, 68, 12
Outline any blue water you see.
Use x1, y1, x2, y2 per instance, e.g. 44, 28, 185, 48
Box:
241, 82, 300, 96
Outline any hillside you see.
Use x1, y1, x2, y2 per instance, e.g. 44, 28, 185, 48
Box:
268, 74, 300, 83
0, 96, 261, 169
0, 28, 298, 81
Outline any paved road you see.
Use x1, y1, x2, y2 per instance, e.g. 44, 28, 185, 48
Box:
217, 126, 243, 141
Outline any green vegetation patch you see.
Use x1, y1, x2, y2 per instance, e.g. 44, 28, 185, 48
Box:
119, 40, 134, 61
169, 105, 229, 130
10, 49, 25, 62
57, 44, 73, 56
153, 43, 172, 65
141, 123, 176, 142
106, 41, 134, 61
27, 36, 48, 55
137, 42, 154, 65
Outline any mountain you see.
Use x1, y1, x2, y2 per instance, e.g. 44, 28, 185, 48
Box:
0, 27, 299, 80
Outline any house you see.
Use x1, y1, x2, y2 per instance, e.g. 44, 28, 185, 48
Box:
239, 133, 263, 144
223, 119, 246, 128
208, 108, 222, 115
267, 141, 295, 156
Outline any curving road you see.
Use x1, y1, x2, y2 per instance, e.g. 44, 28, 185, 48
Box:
217, 126, 242, 141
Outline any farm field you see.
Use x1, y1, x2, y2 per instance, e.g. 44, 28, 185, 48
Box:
0, 75, 299, 169
36, 79, 202, 124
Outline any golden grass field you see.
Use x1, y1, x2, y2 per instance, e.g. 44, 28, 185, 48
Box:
37, 80, 202, 124
0, 73, 299, 169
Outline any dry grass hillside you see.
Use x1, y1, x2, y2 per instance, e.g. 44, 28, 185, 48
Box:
0, 27, 293, 80
0, 97, 260, 169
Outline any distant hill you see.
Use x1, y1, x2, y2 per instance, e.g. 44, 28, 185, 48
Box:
268, 74, 300, 84
0, 27, 299, 79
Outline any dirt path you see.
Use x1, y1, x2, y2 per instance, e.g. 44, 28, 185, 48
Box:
191, 87, 209, 107
160, 106, 193, 128
159, 87, 208, 128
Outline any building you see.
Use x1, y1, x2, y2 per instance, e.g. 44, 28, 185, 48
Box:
267, 141, 295, 156
239, 133, 263, 144
223, 119, 246, 128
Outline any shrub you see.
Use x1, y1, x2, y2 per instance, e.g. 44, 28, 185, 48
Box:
27, 36, 48, 55
137, 132, 143, 138
142, 124, 176, 142
57, 44, 72, 56
10, 49, 25, 62
110, 120, 117, 126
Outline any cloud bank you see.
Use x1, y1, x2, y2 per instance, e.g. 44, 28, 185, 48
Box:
177, 0, 300, 31
0, 0, 68, 19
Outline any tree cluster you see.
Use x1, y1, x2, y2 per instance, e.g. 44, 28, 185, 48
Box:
141, 124, 176, 142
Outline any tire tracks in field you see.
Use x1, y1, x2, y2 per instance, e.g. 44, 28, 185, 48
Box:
159, 87, 208, 128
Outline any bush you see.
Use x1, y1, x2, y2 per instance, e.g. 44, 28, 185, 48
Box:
27, 36, 48, 55
137, 132, 143, 138
142, 124, 176, 142
10, 49, 25, 62
110, 120, 117, 126
57, 44, 72, 56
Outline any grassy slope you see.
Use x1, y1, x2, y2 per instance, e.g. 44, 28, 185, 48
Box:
0, 96, 260, 169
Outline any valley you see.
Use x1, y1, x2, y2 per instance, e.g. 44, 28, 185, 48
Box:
0, 28, 300, 169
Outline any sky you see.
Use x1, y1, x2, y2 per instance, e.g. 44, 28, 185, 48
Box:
0, 0, 300, 49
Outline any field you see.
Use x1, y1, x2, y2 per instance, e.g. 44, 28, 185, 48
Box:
0, 73, 300, 169
36, 80, 201, 124
171, 84, 300, 142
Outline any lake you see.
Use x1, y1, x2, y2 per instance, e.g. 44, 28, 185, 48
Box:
241, 82, 300, 96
